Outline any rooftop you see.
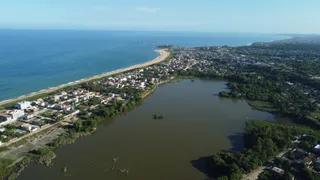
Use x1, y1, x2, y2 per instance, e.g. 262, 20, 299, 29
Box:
0, 113, 11, 118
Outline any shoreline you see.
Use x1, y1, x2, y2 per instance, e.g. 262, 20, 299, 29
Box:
0, 49, 169, 107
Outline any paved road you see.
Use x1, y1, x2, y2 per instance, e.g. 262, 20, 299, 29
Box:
242, 149, 290, 180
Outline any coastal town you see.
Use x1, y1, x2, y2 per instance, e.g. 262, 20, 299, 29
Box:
0, 47, 215, 147
0, 38, 320, 179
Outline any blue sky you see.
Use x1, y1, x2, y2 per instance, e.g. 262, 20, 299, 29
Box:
0, 0, 319, 33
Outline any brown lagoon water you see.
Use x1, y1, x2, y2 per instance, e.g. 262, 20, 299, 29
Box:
18, 79, 277, 180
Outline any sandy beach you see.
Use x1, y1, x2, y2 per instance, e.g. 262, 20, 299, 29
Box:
0, 49, 169, 107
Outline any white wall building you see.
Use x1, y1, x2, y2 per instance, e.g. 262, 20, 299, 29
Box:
17, 101, 31, 110
9, 110, 25, 120
24, 113, 35, 120
0, 110, 24, 126
54, 95, 62, 101
21, 123, 38, 132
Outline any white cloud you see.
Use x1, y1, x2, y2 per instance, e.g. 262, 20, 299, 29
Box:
135, 6, 159, 13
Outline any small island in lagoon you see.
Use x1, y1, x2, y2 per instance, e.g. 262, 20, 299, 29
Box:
153, 114, 164, 120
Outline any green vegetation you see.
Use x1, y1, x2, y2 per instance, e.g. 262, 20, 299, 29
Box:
6, 156, 32, 180
37, 151, 56, 167
0, 158, 15, 179
207, 121, 320, 180
156, 45, 173, 49
30, 148, 57, 166
0, 146, 9, 153
216, 66, 319, 129
0, 125, 26, 143
248, 101, 279, 113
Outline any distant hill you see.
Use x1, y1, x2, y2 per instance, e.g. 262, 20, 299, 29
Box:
251, 36, 320, 52
156, 45, 173, 49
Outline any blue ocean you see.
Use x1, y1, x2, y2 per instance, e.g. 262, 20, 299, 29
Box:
0, 30, 288, 101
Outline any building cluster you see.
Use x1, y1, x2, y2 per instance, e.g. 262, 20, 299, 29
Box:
171, 46, 320, 107
263, 135, 320, 178
97, 61, 187, 91
0, 49, 207, 144
0, 78, 143, 145
0, 101, 32, 126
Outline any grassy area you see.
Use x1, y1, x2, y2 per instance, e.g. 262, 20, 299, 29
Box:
253, 120, 320, 138
0, 158, 15, 179
248, 100, 279, 113
0, 147, 9, 153
170, 76, 194, 81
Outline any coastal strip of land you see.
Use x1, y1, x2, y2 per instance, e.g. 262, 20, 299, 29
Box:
0, 49, 169, 107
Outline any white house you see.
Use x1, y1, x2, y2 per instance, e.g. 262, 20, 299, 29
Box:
38, 101, 46, 107
0, 110, 24, 126
21, 123, 38, 132
64, 105, 72, 111
34, 99, 46, 107
24, 113, 35, 120
72, 90, 83, 96
120, 77, 127, 82
8, 110, 25, 120
72, 98, 79, 103
139, 82, 146, 88
17, 101, 31, 110
54, 95, 62, 101
60, 91, 67, 96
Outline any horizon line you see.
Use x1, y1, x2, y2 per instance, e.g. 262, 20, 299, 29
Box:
0, 27, 318, 36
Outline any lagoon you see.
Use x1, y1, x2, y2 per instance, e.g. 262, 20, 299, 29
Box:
18, 79, 277, 180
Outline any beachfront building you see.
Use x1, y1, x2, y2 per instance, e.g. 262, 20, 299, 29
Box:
24, 112, 35, 120
8, 110, 25, 120
0, 113, 13, 122
17, 101, 31, 110
0, 110, 25, 126
54, 95, 62, 101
